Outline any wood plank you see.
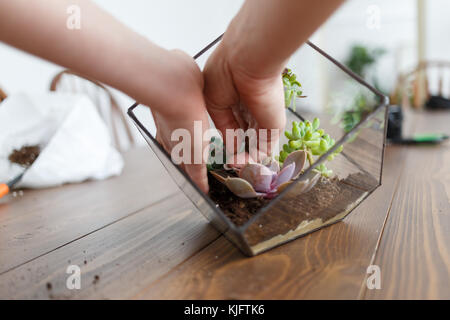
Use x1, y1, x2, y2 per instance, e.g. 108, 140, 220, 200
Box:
0, 147, 179, 274
0, 192, 220, 299
363, 113, 450, 299
4, 110, 446, 299
132, 146, 406, 300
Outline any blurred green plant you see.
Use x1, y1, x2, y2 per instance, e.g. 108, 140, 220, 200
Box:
340, 44, 386, 132
278, 118, 343, 178
340, 93, 373, 132
345, 45, 385, 79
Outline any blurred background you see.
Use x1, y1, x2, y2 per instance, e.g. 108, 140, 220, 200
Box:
0, 0, 448, 147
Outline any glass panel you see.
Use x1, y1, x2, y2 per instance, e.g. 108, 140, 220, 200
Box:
128, 36, 388, 256
128, 104, 253, 255
243, 106, 387, 255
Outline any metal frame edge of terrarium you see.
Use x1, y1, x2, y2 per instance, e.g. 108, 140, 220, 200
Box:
127, 34, 390, 257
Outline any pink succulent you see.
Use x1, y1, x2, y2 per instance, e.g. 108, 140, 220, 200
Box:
211, 150, 312, 199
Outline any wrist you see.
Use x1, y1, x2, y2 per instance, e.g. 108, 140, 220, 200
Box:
124, 46, 204, 118
120, 43, 170, 107
221, 2, 287, 79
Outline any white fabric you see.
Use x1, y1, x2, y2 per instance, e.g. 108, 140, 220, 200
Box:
0, 92, 124, 188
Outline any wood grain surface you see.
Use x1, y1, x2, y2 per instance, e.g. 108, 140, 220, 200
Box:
133, 147, 406, 300
0, 111, 448, 299
363, 111, 450, 299
0, 147, 178, 274
0, 193, 219, 299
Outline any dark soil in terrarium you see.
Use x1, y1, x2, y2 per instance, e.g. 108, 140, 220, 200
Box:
208, 170, 378, 231
245, 172, 379, 246
208, 171, 271, 226
8, 145, 40, 167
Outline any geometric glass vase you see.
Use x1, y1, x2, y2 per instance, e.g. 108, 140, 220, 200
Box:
128, 35, 389, 256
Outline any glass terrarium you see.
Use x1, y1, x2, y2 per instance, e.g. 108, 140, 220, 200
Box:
128, 35, 389, 256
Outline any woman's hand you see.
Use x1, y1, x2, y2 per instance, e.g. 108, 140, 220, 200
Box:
203, 40, 286, 161
146, 49, 210, 193
0, 0, 343, 194
202, 0, 344, 163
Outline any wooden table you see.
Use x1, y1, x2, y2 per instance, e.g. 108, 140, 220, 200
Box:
0, 111, 449, 300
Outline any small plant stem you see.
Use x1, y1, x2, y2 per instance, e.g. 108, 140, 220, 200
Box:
306, 151, 314, 166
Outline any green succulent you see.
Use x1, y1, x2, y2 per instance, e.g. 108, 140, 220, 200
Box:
282, 68, 305, 110
278, 117, 343, 178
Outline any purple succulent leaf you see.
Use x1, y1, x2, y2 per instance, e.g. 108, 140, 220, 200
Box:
264, 157, 280, 173
264, 191, 278, 199
276, 181, 292, 193
283, 150, 306, 179
272, 163, 295, 189
239, 163, 274, 193
225, 177, 266, 198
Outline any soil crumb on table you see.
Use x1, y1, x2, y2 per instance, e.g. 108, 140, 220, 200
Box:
8, 145, 40, 167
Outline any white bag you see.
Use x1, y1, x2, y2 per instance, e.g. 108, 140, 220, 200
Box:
0, 92, 124, 188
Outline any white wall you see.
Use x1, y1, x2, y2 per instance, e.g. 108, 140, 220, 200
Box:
0, 0, 244, 146
425, 0, 450, 96
317, 0, 418, 93
0, 0, 244, 95
0, 0, 428, 96
0, 0, 448, 130
426, 0, 450, 61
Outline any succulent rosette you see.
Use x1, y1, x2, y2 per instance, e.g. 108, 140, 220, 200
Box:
211, 150, 318, 199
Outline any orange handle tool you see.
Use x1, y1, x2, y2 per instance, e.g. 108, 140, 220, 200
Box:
0, 172, 25, 199
0, 183, 9, 199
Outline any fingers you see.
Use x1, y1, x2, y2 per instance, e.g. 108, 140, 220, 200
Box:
149, 48, 211, 194
205, 99, 241, 147
239, 76, 286, 136
235, 74, 286, 157
204, 46, 286, 160
186, 115, 210, 194
157, 116, 210, 194
203, 50, 242, 150
184, 163, 209, 194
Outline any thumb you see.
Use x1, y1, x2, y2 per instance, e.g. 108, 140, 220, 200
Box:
239, 76, 286, 156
